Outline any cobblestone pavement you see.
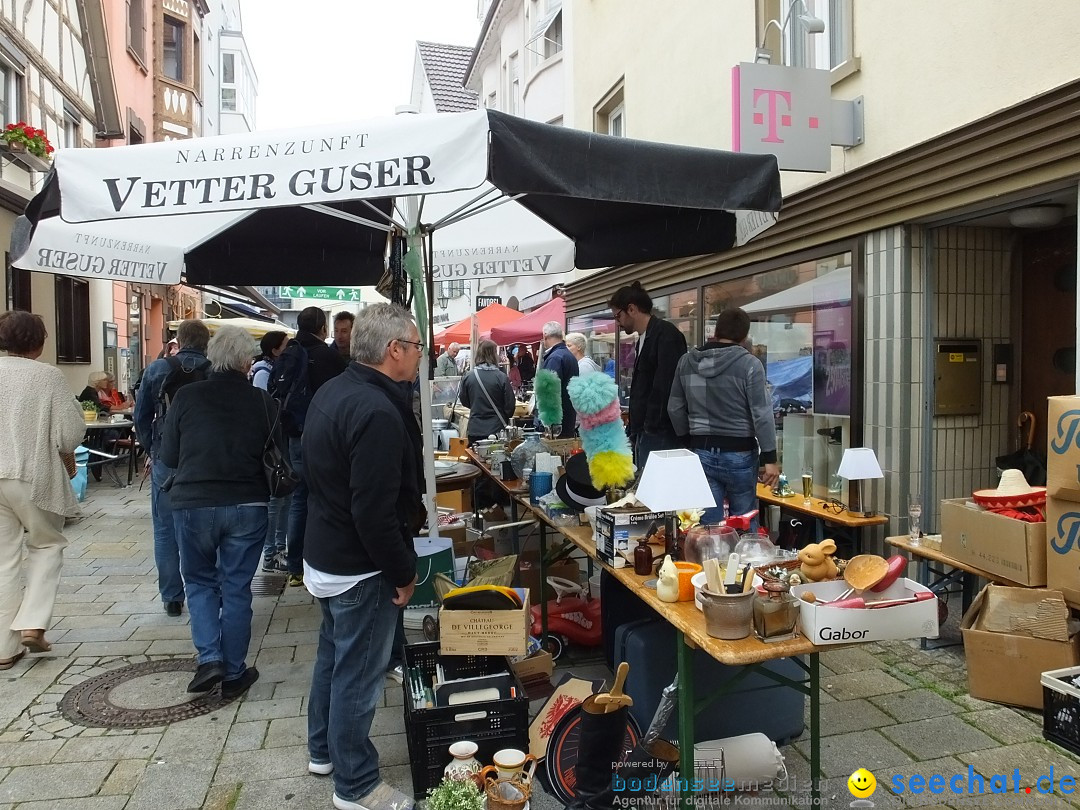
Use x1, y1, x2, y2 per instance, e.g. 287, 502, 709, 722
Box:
1, 477, 1078, 809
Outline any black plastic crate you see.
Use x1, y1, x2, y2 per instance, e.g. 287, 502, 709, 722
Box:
402, 642, 529, 799
1042, 666, 1080, 757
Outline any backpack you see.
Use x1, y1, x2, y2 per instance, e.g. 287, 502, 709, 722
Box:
268, 338, 312, 437
153, 355, 211, 445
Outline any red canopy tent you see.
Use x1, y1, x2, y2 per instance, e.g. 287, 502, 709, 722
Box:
489, 297, 566, 345
433, 302, 524, 345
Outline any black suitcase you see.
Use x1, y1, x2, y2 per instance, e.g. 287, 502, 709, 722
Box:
614, 617, 805, 744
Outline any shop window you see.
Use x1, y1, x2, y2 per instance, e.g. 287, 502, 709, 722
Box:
55, 276, 91, 363
162, 16, 184, 82
567, 311, 619, 381
703, 251, 853, 490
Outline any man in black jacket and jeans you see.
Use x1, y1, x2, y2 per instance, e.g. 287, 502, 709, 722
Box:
609, 282, 688, 469
302, 303, 420, 810
285, 307, 347, 587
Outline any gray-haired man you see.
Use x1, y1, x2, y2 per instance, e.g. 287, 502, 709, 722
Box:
302, 303, 421, 810
537, 321, 579, 437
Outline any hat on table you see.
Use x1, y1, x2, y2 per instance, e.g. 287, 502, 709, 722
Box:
972, 469, 1046, 509
556, 452, 608, 512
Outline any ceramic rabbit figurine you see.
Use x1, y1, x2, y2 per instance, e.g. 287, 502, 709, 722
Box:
657, 555, 680, 602
798, 539, 839, 582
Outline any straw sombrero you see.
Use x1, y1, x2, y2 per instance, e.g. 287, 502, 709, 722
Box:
972, 469, 1046, 509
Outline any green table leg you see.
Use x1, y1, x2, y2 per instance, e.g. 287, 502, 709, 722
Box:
809, 653, 820, 802
676, 631, 694, 808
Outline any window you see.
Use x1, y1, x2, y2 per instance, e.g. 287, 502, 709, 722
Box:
785, 0, 854, 74
221, 52, 236, 111
55, 276, 91, 364
0, 61, 23, 123
567, 312, 618, 381
508, 53, 521, 116
63, 114, 79, 149
544, 13, 562, 59
486, 91, 496, 109
594, 82, 625, 137
5, 253, 31, 312
162, 16, 184, 82
126, 0, 146, 63
192, 32, 201, 95
703, 250, 853, 480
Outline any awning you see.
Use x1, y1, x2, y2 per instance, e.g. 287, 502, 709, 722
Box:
527, 4, 561, 47
434, 302, 524, 345
489, 296, 565, 344
167, 317, 294, 339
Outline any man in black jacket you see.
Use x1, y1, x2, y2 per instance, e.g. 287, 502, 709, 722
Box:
285, 307, 347, 587
609, 282, 688, 468
302, 303, 420, 810
537, 320, 579, 437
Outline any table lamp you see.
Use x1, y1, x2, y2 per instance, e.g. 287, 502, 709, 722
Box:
635, 450, 717, 512
837, 447, 883, 517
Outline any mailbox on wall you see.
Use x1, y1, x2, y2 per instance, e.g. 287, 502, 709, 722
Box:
935, 341, 981, 416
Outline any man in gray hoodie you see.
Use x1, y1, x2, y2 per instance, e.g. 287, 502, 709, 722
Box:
668, 307, 779, 528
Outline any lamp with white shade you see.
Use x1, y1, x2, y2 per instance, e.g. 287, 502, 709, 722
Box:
837, 448, 884, 517
635, 450, 717, 513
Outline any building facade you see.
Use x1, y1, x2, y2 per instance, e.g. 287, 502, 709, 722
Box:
561, 0, 1080, 543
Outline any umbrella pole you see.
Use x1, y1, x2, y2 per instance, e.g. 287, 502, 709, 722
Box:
404, 225, 440, 539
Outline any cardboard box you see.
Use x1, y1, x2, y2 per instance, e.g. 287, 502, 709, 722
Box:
438, 592, 531, 656
1045, 496, 1080, 607
595, 507, 675, 566
979, 584, 1071, 640
961, 585, 1080, 709
789, 578, 939, 646
939, 498, 1047, 586
1047, 396, 1080, 501
510, 649, 554, 682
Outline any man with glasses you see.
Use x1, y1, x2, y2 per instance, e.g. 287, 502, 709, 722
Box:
668, 307, 779, 529
608, 281, 687, 468
301, 303, 422, 810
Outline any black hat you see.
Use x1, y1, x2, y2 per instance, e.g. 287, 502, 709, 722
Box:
556, 452, 608, 512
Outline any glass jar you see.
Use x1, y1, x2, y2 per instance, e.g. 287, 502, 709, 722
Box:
511, 430, 543, 478
753, 580, 800, 642
683, 524, 738, 567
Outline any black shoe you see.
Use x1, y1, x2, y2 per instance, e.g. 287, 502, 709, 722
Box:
187, 661, 224, 693
221, 667, 260, 700
165, 601, 183, 617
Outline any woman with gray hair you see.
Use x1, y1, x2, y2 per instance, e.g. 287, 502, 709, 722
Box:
459, 339, 516, 443
565, 332, 602, 376
158, 325, 283, 699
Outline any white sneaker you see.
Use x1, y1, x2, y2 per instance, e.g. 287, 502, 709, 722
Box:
334, 782, 414, 810
385, 665, 404, 685
308, 761, 333, 776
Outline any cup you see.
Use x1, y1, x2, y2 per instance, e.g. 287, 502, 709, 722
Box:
491, 748, 538, 784
530, 471, 553, 504
908, 492, 923, 546
801, 470, 813, 506
673, 561, 702, 601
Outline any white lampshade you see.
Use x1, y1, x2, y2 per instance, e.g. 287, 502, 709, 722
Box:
837, 447, 884, 480
635, 449, 717, 512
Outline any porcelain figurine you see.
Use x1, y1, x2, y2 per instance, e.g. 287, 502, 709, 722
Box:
656, 555, 680, 603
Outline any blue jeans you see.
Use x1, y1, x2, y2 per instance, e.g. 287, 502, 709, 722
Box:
286, 436, 307, 575
695, 449, 760, 529
308, 575, 399, 801
174, 505, 267, 679
263, 494, 291, 559
633, 430, 682, 471
151, 459, 185, 604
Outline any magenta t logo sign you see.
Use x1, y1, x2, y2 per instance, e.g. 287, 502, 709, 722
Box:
732, 63, 831, 172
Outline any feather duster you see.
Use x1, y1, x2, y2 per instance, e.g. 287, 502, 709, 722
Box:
534, 369, 563, 429
567, 368, 634, 489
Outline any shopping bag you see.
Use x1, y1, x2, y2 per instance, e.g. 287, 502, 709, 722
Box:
410, 536, 455, 607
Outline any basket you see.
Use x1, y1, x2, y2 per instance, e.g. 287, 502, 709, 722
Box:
483, 775, 531, 810
1041, 666, 1080, 756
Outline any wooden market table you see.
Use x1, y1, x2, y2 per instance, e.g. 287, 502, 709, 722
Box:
462, 450, 833, 804
758, 483, 889, 553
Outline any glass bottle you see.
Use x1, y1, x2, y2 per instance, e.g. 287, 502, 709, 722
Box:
634, 536, 655, 576
753, 580, 800, 642
511, 430, 543, 478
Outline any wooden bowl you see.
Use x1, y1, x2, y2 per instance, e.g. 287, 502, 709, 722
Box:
843, 554, 889, 591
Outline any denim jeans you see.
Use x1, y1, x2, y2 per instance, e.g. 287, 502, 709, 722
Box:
694, 448, 760, 529
174, 505, 267, 679
387, 607, 406, 669
286, 436, 307, 575
151, 459, 185, 604
633, 429, 682, 471
263, 494, 291, 559
308, 575, 399, 801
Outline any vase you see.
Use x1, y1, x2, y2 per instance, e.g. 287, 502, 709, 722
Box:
510, 430, 543, 478
444, 740, 481, 782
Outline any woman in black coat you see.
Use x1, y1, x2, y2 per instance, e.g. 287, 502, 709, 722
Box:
460, 339, 516, 443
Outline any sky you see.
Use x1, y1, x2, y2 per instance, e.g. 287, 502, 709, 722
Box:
242, 0, 483, 131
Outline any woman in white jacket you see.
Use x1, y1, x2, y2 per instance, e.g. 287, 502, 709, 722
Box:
0, 311, 85, 670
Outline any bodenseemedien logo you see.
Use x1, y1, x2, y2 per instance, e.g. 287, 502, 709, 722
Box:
848, 767, 876, 807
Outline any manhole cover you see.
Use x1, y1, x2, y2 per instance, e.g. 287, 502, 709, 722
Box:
59, 659, 236, 728
252, 573, 287, 597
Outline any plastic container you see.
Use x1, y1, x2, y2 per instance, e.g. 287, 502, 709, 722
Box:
1041, 666, 1080, 756
403, 642, 529, 798
529, 471, 553, 504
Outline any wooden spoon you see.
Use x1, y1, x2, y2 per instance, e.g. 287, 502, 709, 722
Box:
843, 554, 890, 591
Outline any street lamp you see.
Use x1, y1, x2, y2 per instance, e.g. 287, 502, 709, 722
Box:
756, 0, 825, 64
